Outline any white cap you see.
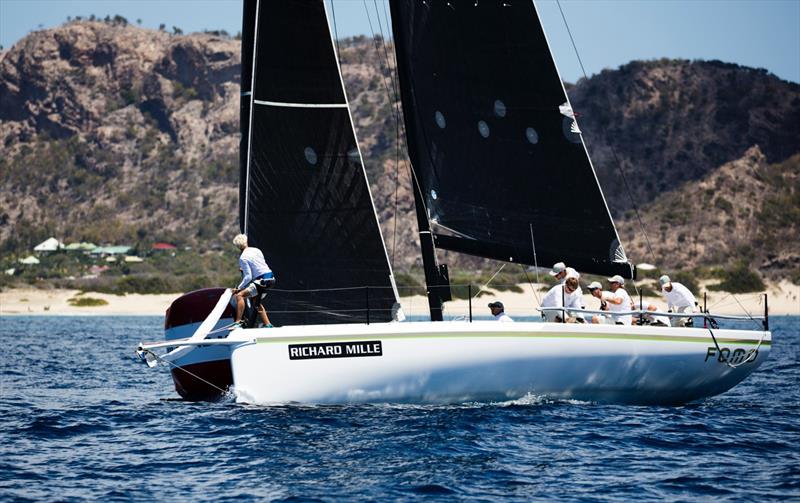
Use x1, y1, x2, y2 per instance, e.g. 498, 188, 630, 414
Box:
659, 275, 671, 286
607, 274, 625, 285
565, 267, 580, 280
549, 262, 566, 276
587, 281, 602, 290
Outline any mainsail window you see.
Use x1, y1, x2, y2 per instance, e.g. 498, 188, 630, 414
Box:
347, 148, 360, 163
477, 120, 490, 138
304, 147, 318, 165
526, 127, 539, 145
493, 100, 507, 118
435, 111, 446, 129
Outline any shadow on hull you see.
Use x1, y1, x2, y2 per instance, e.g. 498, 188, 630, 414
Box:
170, 359, 233, 401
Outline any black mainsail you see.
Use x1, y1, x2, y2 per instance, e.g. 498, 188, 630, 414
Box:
390, 0, 633, 279
240, 0, 401, 325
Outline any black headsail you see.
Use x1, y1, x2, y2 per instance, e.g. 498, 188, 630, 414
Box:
390, 0, 633, 278
240, 0, 402, 325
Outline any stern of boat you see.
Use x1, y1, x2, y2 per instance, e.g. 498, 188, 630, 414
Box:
164, 288, 235, 401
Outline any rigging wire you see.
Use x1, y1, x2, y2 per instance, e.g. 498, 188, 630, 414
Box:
555, 0, 658, 268
362, 0, 404, 268
363, 1, 436, 243
364, 1, 437, 277
330, 0, 342, 58
525, 223, 541, 303
140, 349, 230, 395
372, 1, 404, 269
529, 223, 541, 286
472, 264, 507, 301
520, 264, 541, 304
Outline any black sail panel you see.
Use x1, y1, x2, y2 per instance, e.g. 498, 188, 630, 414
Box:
391, 0, 633, 277
241, 0, 399, 325
239, 0, 258, 231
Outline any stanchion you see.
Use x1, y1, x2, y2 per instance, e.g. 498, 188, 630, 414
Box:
468, 284, 472, 322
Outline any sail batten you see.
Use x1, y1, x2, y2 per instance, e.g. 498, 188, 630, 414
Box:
253, 100, 349, 108
391, 0, 634, 278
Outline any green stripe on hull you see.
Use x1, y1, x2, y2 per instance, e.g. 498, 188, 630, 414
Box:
255, 329, 771, 346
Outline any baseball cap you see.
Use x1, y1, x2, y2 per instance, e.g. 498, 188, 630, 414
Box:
659, 275, 671, 286
549, 262, 566, 276
488, 301, 504, 309
607, 274, 625, 285
587, 281, 602, 290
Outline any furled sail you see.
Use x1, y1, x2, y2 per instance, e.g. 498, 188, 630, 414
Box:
240, 0, 401, 325
390, 0, 633, 278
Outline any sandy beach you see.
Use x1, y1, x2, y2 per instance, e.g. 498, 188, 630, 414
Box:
1, 281, 797, 318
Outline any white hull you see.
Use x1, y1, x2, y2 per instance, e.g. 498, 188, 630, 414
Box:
225, 321, 770, 405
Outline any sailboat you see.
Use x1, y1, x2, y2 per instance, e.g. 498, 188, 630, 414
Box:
137, 0, 771, 405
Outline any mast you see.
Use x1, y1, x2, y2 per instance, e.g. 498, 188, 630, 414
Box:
412, 172, 450, 321
389, 1, 451, 321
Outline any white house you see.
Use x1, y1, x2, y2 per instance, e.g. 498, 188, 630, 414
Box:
33, 237, 64, 252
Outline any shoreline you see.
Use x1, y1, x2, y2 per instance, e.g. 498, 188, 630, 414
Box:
1, 281, 798, 317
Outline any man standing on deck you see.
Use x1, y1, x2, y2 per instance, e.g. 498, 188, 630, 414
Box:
232, 233, 274, 328
659, 275, 698, 327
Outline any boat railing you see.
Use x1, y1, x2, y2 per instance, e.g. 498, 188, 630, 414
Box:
254, 284, 768, 331
537, 307, 764, 321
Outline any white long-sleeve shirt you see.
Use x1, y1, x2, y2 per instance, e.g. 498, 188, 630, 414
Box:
237, 246, 272, 289
662, 282, 697, 311
541, 284, 584, 318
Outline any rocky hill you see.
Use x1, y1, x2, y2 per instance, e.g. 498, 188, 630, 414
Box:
619, 147, 800, 281
1, 21, 798, 285
0, 20, 240, 255
570, 59, 800, 216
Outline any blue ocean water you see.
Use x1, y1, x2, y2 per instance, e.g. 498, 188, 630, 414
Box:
0, 315, 798, 501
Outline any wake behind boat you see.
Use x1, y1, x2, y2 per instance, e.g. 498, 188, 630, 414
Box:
136, 0, 772, 405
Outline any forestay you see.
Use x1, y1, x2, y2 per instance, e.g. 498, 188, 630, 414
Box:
390, 0, 633, 278
240, 0, 400, 325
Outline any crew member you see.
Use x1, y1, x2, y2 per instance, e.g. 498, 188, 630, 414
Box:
488, 301, 514, 322
232, 233, 274, 328
548, 262, 579, 284
639, 303, 671, 327
587, 281, 611, 324
659, 275, 698, 327
541, 275, 584, 322
604, 275, 633, 325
